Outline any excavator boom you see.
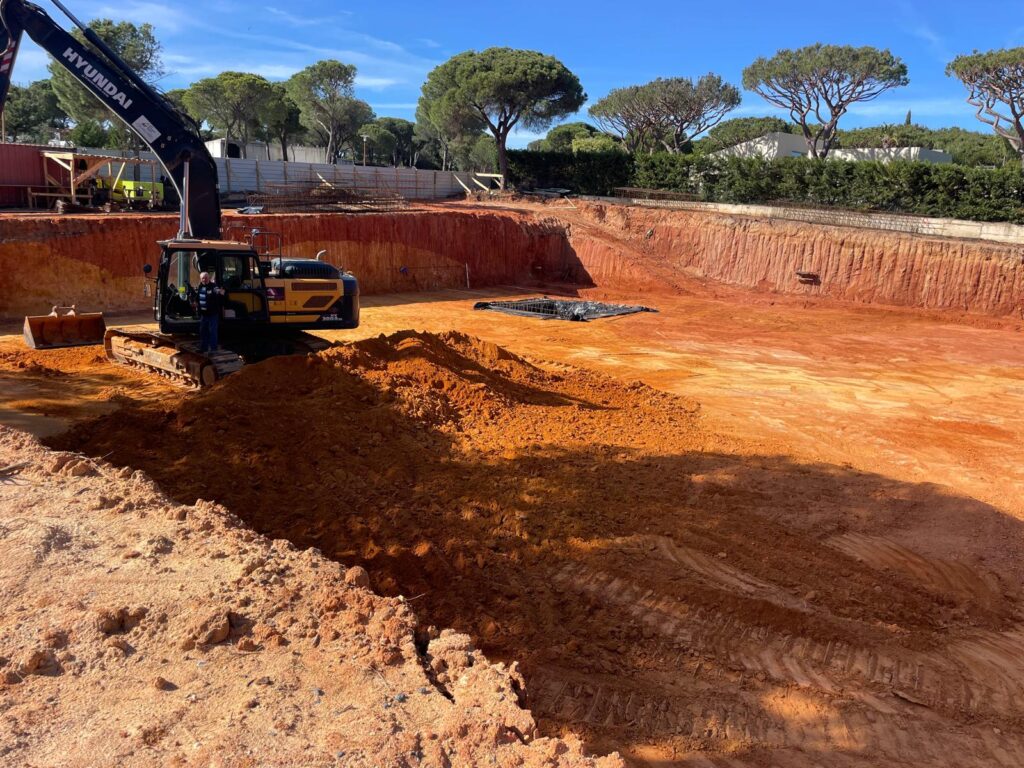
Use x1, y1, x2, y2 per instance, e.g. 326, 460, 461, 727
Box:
0, 0, 221, 238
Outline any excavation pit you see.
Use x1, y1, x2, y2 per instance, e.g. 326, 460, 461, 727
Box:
473, 297, 656, 321
33, 328, 1024, 767
3, 197, 1024, 766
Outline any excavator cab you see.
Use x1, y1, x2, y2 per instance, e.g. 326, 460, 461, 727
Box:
154, 240, 270, 333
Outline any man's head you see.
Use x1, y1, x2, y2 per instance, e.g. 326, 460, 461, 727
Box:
199, 271, 211, 285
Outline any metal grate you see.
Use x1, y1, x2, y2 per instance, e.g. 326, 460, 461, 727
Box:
473, 298, 656, 322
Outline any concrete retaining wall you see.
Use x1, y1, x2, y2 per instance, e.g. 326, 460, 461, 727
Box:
590, 197, 1024, 246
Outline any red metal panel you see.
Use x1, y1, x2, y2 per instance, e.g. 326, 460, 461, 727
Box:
0, 143, 47, 207
0, 143, 46, 185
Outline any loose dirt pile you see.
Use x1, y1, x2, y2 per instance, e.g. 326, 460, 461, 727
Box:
0, 427, 621, 768
49, 331, 1024, 766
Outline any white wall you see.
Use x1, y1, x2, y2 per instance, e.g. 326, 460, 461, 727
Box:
78, 147, 472, 200
204, 139, 331, 164
714, 132, 953, 164
591, 194, 1024, 245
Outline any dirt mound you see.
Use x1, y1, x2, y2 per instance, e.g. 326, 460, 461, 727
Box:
0, 427, 621, 768
50, 331, 1024, 766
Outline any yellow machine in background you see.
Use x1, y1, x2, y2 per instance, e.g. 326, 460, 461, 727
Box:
95, 178, 164, 206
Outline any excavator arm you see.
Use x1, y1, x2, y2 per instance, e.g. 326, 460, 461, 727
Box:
0, 0, 220, 238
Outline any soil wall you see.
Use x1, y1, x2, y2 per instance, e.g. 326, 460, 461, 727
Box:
563, 202, 1024, 316
2, 201, 1022, 320
0, 210, 575, 319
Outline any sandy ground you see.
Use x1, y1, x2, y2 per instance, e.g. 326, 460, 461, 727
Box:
2, 280, 1023, 766
324, 286, 1024, 524
0, 427, 620, 768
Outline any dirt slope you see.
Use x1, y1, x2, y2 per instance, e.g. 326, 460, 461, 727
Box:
4, 198, 1024, 320
49, 331, 1024, 766
0, 209, 573, 319
541, 200, 1024, 316
0, 427, 621, 768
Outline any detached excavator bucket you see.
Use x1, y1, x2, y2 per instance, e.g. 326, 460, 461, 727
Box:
23, 306, 107, 349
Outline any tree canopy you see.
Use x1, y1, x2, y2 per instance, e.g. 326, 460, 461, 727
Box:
528, 122, 600, 152
285, 60, 368, 163
2, 80, 68, 143
414, 94, 485, 171
646, 75, 740, 152
255, 83, 304, 159
589, 74, 740, 154
947, 48, 1024, 166
588, 85, 661, 153
374, 117, 418, 166
420, 47, 585, 186
183, 72, 274, 157
743, 44, 908, 159
571, 133, 623, 153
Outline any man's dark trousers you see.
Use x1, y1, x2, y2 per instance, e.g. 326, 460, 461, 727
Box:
200, 313, 219, 353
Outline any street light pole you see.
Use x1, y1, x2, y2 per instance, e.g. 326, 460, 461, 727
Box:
361, 135, 368, 166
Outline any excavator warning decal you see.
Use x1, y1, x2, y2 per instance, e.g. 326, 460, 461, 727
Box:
132, 115, 161, 143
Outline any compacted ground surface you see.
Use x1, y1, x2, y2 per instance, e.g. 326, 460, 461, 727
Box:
2, 225, 1024, 767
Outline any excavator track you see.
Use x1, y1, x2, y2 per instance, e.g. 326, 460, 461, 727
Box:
104, 329, 244, 387
104, 329, 331, 387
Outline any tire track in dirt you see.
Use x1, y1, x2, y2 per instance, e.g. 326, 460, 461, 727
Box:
541, 550, 1024, 766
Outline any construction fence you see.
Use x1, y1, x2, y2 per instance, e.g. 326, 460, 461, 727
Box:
78, 148, 478, 200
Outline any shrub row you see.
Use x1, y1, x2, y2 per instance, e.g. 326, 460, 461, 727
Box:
506, 150, 633, 196
635, 154, 1024, 223
507, 150, 1024, 223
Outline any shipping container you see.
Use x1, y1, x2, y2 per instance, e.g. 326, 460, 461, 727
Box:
0, 143, 47, 207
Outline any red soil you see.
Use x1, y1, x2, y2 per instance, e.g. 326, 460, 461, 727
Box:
4, 198, 1024, 320
0, 427, 621, 768
47, 331, 1024, 766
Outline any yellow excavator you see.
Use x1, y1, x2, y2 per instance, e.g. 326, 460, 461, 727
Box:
4, 0, 359, 385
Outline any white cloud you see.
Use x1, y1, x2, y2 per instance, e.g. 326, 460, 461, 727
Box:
264, 6, 351, 28
356, 76, 400, 89
92, 2, 190, 33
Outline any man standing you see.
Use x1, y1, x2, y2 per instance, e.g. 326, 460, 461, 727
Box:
196, 271, 225, 353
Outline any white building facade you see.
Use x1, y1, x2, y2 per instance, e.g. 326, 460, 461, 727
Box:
204, 139, 335, 164
713, 132, 952, 164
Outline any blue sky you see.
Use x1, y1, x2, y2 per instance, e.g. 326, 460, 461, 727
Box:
11, 0, 1024, 147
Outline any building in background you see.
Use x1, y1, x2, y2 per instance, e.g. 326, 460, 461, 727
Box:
204, 139, 336, 165
713, 132, 953, 164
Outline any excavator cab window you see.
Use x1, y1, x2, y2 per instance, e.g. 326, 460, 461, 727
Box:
163, 250, 201, 321
220, 255, 248, 290
218, 251, 268, 322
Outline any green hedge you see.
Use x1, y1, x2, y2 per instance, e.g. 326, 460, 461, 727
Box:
505, 149, 1024, 223
632, 154, 1024, 223
506, 150, 633, 196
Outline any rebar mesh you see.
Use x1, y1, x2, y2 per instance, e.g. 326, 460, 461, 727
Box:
246, 181, 407, 213
473, 298, 656, 322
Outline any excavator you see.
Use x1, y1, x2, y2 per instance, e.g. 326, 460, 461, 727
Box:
0, 0, 359, 385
